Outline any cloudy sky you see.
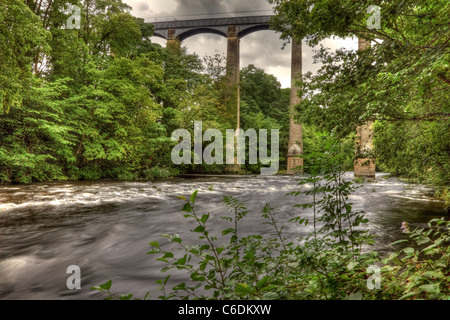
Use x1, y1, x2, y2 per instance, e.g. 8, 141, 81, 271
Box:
124, 0, 358, 88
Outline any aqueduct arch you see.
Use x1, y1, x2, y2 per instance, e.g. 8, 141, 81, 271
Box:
150, 16, 374, 177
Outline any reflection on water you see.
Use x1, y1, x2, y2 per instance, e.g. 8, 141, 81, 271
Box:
0, 173, 446, 299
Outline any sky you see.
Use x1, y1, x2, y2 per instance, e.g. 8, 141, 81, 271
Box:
123, 0, 358, 88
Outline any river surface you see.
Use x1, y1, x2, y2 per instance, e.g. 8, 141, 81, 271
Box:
0, 173, 446, 300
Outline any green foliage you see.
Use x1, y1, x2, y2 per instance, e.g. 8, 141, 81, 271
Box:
380, 219, 450, 300
240, 65, 289, 120
142, 166, 175, 181
0, 0, 246, 183
0, 0, 50, 113
0, 0, 338, 183
291, 132, 373, 252
374, 120, 450, 187
269, 0, 449, 186
138, 193, 292, 300
353, 177, 364, 184
240, 65, 291, 170
435, 187, 450, 210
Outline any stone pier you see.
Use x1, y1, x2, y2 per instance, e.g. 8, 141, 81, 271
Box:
226, 25, 241, 131
354, 38, 376, 178
167, 28, 181, 54
287, 38, 303, 174
225, 25, 241, 172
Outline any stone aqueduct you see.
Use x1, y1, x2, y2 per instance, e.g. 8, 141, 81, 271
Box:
150, 16, 375, 177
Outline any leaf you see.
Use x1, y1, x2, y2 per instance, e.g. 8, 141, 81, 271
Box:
175, 256, 187, 266
189, 248, 199, 255
193, 226, 205, 233
99, 280, 112, 291
162, 252, 174, 259
262, 292, 280, 300
200, 214, 209, 224
260, 285, 276, 292
257, 276, 270, 289
422, 243, 437, 253
399, 292, 416, 300
182, 203, 192, 213
415, 237, 431, 246
346, 292, 363, 300
177, 196, 186, 201
435, 259, 447, 268
171, 235, 182, 243
149, 241, 160, 249
235, 283, 252, 295
402, 247, 415, 255
191, 272, 205, 282
419, 283, 440, 294
222, 228, 235, 236
190, 190, 199, 204
173, 283, 186, 291
347, 261, 359, 271
423, 271, 443, 279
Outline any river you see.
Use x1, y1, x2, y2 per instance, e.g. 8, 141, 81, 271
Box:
0, 173, 446, 299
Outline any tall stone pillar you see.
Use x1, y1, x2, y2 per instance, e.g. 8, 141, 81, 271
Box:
225, 25, 241, 173
226, 25, 240, 130
167, 28, 181, 54
354, 38, 376, 178
287, 38, 303, 174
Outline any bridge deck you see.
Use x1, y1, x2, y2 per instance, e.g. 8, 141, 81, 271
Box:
151, 15, 273, 30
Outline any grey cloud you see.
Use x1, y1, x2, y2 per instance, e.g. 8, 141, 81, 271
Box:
172, 0, 226, 15
125, 1, 358, 88
171, 0, 271, 16
137, 1, 150, 11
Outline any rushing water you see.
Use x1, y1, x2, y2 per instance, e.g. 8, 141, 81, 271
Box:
0, 173, 446, 300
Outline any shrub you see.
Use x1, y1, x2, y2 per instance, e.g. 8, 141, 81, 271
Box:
142, 166, 174, 180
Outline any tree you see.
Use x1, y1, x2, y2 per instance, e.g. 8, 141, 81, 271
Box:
0, 0, 50, 113
239, 65, 291, 171
240, 64, 289, 119
1, 0, 207, 182
268, 0, 449, 184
